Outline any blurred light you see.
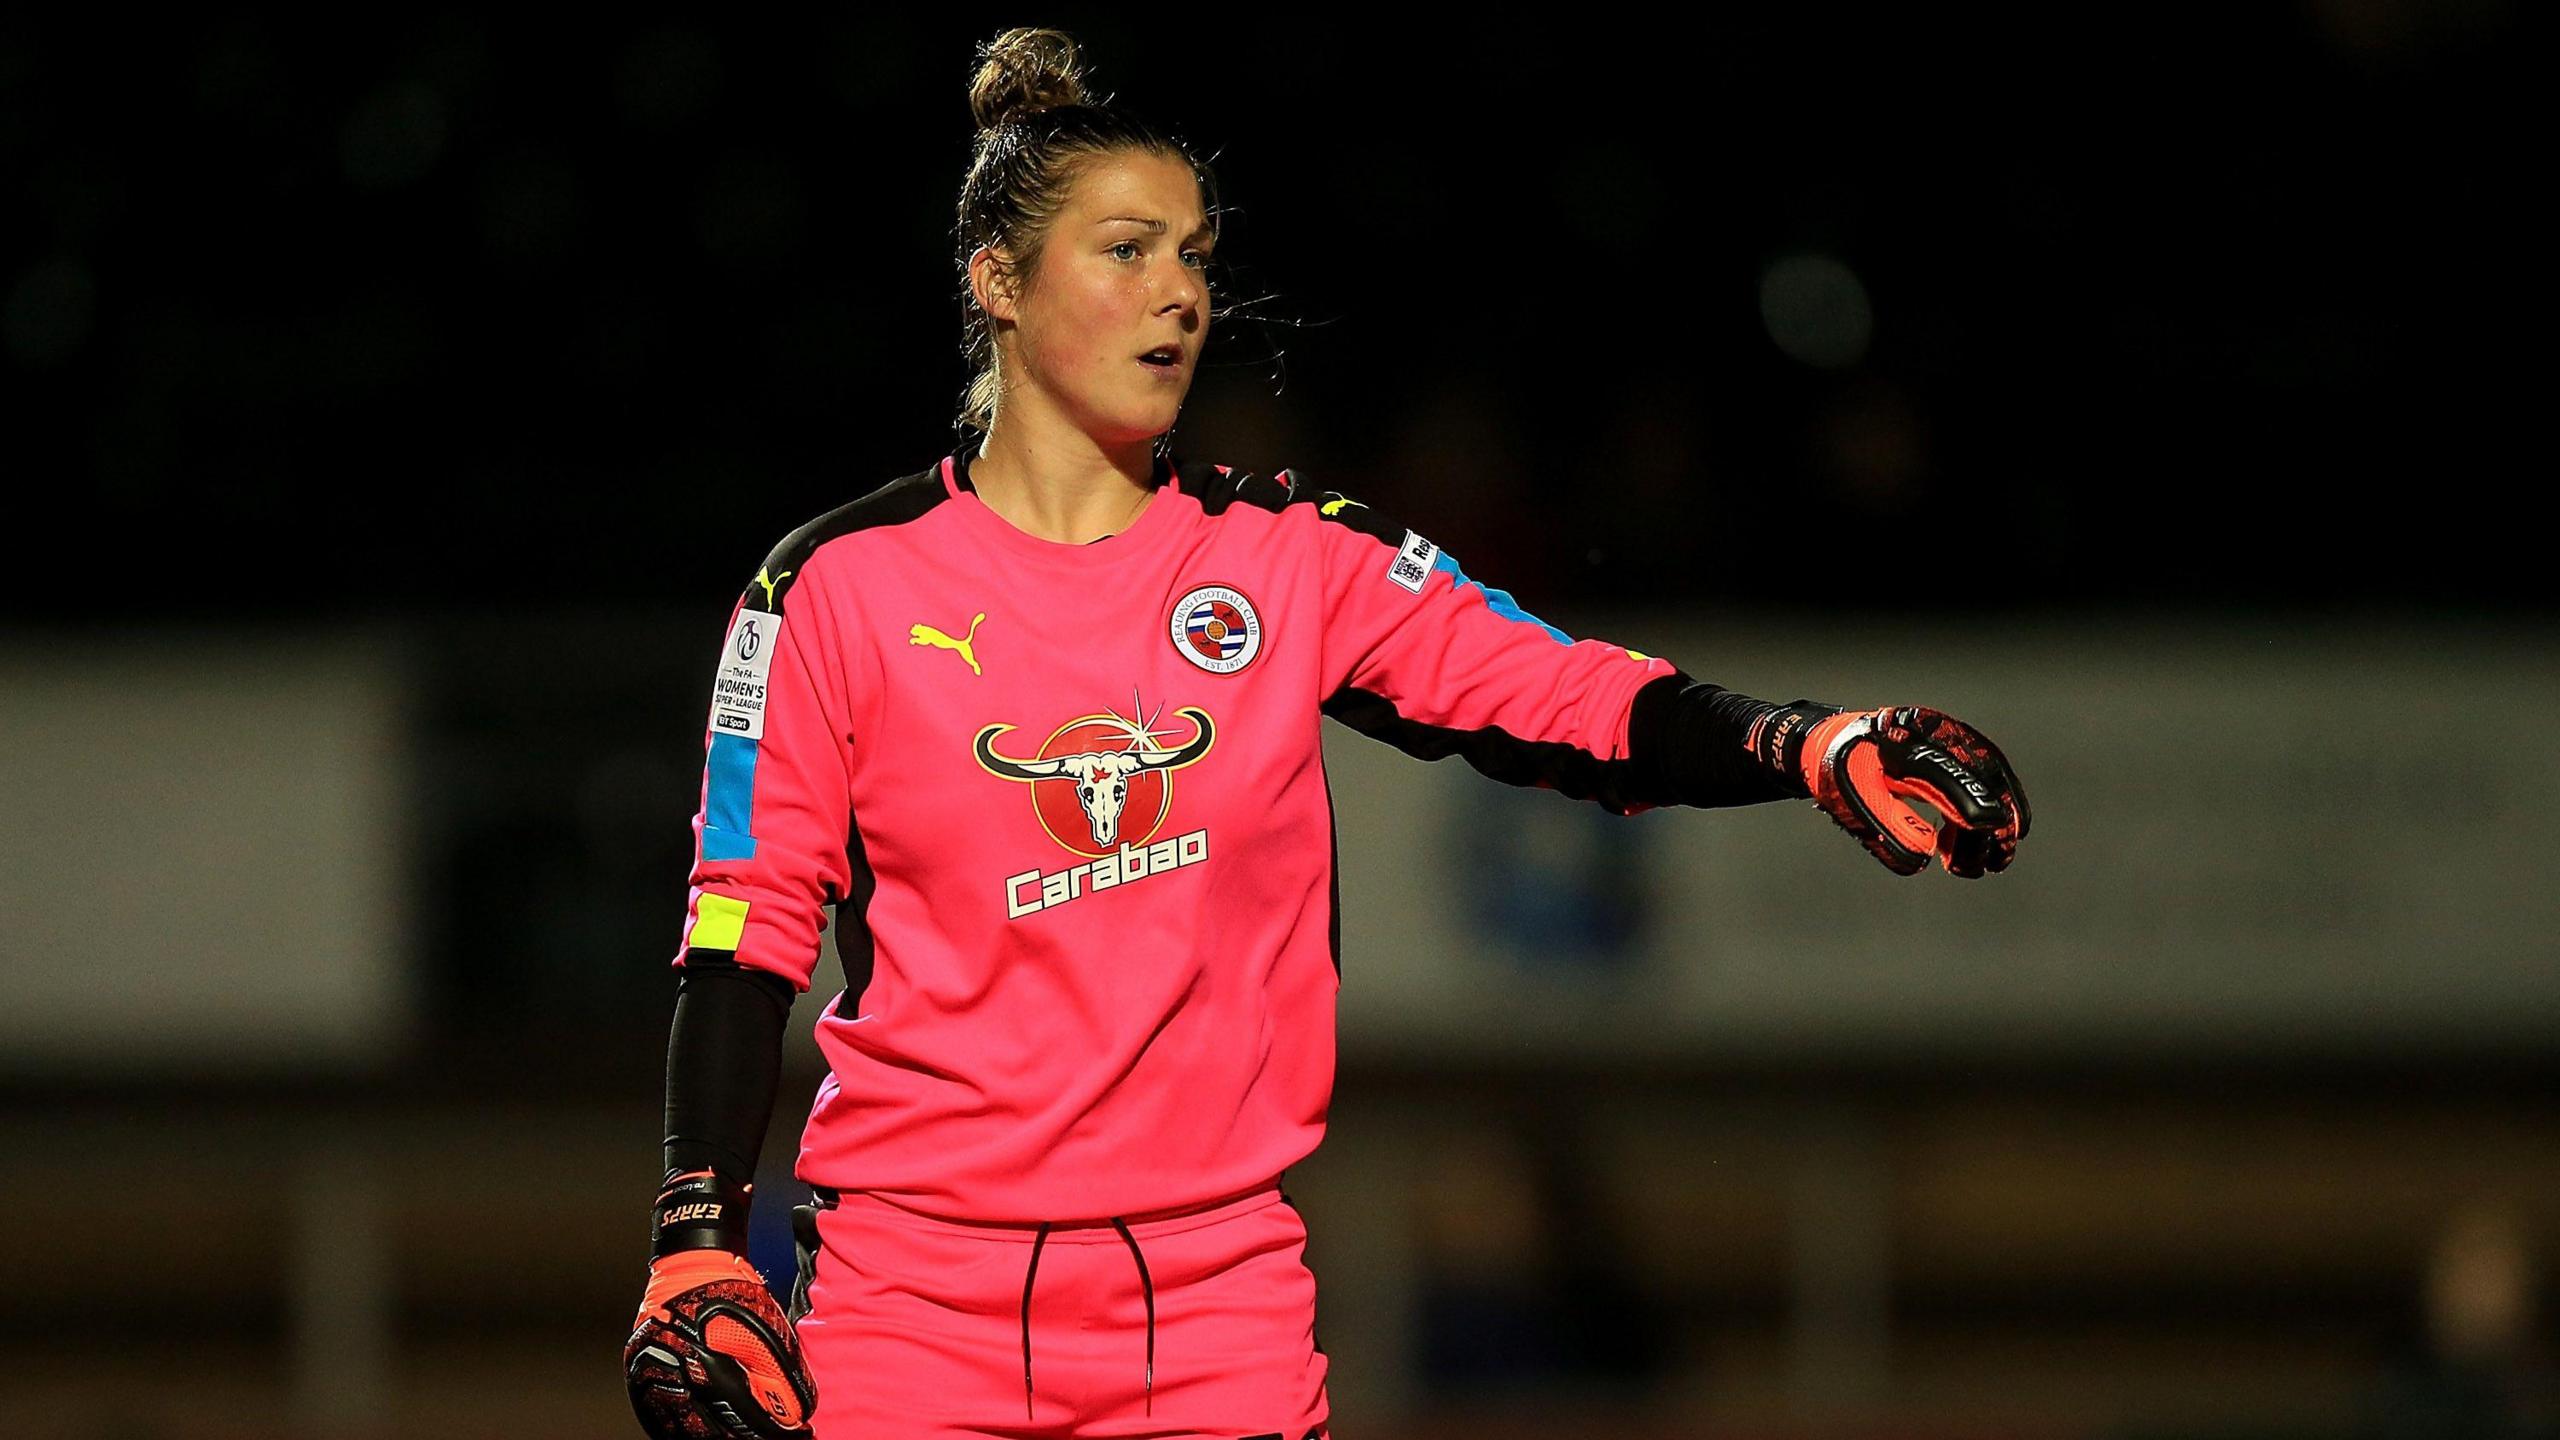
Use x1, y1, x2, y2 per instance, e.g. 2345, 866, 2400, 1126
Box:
339, 82, 448, 191
4, 258, 95, 366
2428, 1200, 2536, 1363
1759, 252, 1873, 369
479, 149, 584, 262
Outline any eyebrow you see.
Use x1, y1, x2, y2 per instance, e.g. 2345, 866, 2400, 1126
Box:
1096, 215, 1216, 242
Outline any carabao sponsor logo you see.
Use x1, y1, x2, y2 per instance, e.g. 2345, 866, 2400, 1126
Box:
973, 694, 1221, 919
1004, 828, 1211, 918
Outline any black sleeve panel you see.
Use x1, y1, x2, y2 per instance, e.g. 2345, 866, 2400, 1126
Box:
1323, 685, 1661, 814
661, 962, 795, 1181
1623, 672, 1808, 808
1324, 672, 1810, 815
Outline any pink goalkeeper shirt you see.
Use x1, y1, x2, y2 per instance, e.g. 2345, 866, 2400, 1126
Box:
673, 451, 1675, 1221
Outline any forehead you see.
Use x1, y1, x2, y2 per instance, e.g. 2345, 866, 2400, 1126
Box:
1063, 150, 1206, 230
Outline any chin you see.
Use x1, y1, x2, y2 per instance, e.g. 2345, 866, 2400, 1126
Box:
1090, 401, 1186, 446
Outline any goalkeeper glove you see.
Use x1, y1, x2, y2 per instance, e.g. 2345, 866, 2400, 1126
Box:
623, 1169, 817, 1440
1750, 702, 2031, 877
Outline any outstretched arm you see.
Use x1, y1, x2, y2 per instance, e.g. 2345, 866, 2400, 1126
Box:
1282, 471, 2028, 876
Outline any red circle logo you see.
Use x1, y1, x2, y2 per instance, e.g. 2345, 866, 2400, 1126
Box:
973, 705, 1219, 859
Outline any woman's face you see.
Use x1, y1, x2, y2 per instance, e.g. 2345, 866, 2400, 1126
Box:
990, 149, 1212, 445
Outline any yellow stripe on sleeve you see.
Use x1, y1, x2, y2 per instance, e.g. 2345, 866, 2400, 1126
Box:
690, 893, 750, 952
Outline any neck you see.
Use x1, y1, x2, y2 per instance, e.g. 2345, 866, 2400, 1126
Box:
969, 413, 1160, 546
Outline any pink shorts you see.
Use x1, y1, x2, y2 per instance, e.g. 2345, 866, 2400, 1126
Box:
787, 1181, 1332, 1440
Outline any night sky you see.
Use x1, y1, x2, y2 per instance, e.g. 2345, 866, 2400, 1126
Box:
4, 8, 2535, 621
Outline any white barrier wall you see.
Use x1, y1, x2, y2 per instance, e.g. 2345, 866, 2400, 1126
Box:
1325, 617, 2559, 1062
0, 636, 411, 1072
8, 618, 2546, 1074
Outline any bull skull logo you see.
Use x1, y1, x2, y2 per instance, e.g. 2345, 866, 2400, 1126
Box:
974, 701, 1216, 849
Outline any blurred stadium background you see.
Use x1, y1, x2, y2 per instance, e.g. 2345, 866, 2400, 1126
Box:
3, 8, 2550, 1439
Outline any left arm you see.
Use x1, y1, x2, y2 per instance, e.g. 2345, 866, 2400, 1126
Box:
1292, 477, 2029, 876
1297, 479, 1685, 814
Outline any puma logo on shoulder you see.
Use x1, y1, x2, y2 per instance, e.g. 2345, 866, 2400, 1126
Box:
910, 613, 986, 676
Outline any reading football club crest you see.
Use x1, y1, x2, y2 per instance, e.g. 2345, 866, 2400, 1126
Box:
1170, 583, 1262, 674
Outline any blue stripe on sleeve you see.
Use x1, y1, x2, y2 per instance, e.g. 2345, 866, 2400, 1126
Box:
702, 731, 759, 861
1432, 551, 1574, 645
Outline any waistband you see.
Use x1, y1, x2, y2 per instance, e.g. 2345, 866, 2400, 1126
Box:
813, 1179, 1283, 1243
801, 1177, 1302, 1423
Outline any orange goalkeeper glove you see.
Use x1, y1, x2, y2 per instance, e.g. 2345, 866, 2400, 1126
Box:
623, 1170, 816, 1440
1751, 703, 2031, 877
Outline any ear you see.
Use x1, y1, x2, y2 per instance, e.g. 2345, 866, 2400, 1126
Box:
970, 245, 1021, 323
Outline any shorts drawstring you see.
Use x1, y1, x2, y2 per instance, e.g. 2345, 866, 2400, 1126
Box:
1019, 1221, 1052, 1422
1018, 1216, 1158, 1420
1107, 1217, 1157, 1416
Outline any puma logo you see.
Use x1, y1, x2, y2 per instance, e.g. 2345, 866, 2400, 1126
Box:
753, 567, 794, 609
1319, 497, 1364, 517
910, 613, 986, 676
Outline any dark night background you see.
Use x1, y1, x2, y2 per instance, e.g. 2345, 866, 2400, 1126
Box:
3, 8, 2537, 623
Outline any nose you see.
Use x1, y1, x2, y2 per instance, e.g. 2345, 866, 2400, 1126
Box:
1159, 260, 1204, 320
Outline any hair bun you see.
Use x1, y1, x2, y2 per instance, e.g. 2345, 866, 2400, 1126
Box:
968, 27, 1093, 131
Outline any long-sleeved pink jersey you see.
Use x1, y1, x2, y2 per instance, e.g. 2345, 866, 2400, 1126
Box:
674, 451, 1676, 1220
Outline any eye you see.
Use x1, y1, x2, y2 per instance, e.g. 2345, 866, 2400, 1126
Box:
1109, 240, 1142, 261
1182, 249, 1210, 270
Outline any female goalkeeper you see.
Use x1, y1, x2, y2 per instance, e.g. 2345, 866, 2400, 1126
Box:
623, 26, 2029, 1440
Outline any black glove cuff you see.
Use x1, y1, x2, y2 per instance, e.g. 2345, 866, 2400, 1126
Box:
650, 1167, 754, 1259
1621, 676, 1758, 808
1744, 700, 1846, 799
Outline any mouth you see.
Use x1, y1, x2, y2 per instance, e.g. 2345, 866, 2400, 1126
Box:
1136, 345, 1185, 376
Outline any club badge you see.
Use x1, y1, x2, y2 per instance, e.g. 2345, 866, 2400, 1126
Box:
1170, 583, 1262, 675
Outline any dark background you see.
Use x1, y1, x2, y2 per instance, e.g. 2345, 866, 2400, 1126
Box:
4, 7, 2536, 623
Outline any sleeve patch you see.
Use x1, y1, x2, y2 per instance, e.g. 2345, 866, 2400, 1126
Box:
712, 609, 781, 740
1388, 530, 1439, 593
689, 892, 750, 951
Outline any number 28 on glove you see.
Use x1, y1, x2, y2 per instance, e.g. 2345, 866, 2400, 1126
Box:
1757, 704, 2032, 878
